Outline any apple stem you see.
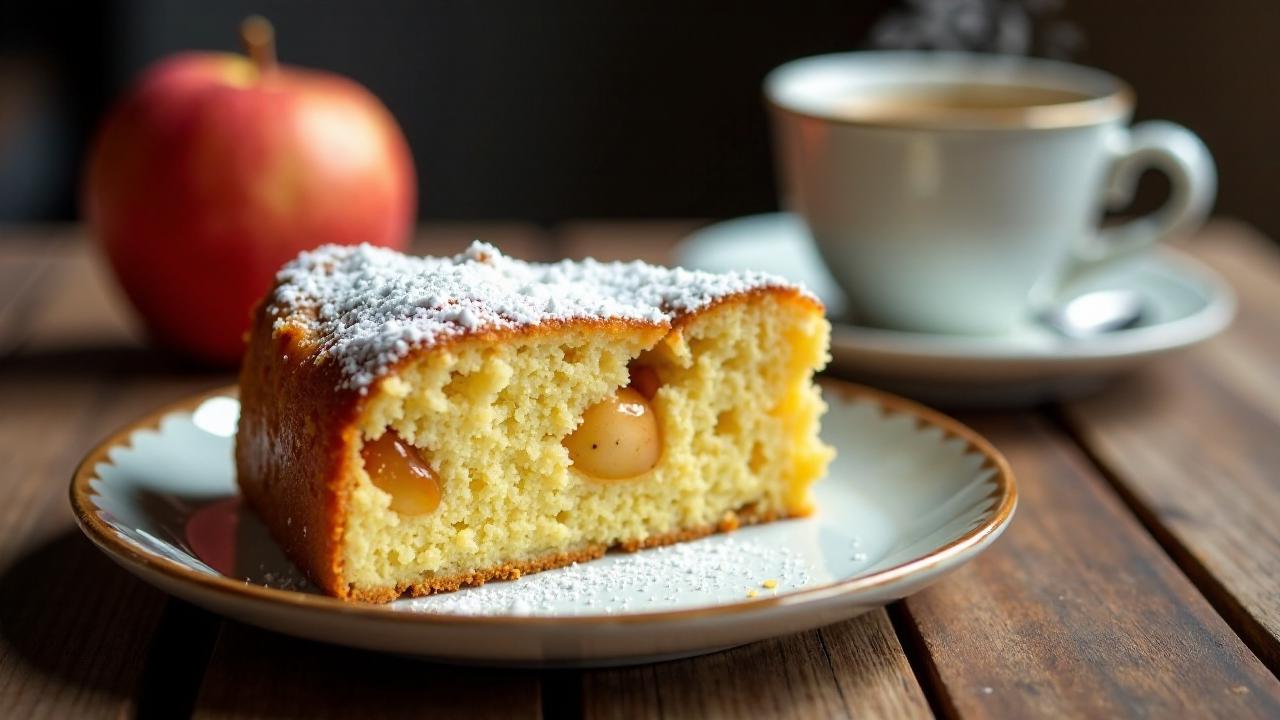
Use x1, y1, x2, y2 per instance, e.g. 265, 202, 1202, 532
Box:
240, 15, 277, 75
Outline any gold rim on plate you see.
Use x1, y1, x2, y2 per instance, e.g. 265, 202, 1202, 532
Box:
69, 378, 1017, 626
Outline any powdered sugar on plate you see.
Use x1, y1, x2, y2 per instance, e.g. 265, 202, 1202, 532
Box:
269, 241, 807, 389
396, 535, 814, 616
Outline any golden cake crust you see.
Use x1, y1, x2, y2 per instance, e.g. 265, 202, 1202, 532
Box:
237, 265, 820, 601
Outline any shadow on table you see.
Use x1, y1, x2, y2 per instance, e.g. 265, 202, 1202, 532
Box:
0, 530, 185, 707
0, 343, 233, 382
193, 621, 557, 717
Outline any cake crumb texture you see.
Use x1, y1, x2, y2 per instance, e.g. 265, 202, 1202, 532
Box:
341, 292, 831, 597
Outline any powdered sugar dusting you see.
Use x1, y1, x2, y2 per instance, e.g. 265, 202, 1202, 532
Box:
270, 241, 805, 390
396, 536, 814, 616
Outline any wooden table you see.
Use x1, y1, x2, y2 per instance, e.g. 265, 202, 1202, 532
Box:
2, 220, 1279, 718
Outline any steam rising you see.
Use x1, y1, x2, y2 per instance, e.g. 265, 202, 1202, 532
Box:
870, 0, 1082, 58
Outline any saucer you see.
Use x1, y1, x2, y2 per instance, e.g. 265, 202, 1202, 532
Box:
71, 381, 1014, 666
677, 213, 1236, 406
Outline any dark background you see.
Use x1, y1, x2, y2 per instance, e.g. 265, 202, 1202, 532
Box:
2, 0, 1278, 236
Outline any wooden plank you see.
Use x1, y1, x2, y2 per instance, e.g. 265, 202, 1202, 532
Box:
820, 611, 934, 719
899, 412, 1280, 718
9, 244, 142, 351
0, 224, 80, 252
587, 634, 849, 719
0, 239, 74, 356
1061, 221, 1280, 673
193, 623, 541, 720
0, 233, 231, 718
0, 246, 55, 311
581, 619, 931, 720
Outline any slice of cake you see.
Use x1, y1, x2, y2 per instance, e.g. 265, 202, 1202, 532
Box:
236, 242, 833, 602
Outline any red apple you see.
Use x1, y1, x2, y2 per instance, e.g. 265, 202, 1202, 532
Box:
85, 17, 415, 365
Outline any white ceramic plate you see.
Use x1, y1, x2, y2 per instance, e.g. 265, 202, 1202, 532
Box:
72, 380, 1015, 667
678, 213, 1236, 406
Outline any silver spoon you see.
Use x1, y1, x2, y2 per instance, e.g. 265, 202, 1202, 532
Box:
1039, 289, 1146, 339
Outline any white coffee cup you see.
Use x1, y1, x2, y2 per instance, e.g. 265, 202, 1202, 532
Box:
765, 51, 1216, 334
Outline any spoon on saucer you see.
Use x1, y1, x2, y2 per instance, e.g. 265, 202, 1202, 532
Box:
1039, 289, 1147, 339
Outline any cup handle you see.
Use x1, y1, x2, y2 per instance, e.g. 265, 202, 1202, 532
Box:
1059, 120, 1216, 289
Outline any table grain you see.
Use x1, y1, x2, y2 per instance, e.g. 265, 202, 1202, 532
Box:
1, 220, 1277, 719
